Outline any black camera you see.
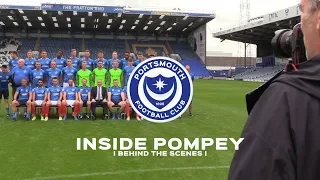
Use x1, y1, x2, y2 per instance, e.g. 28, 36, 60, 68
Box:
271, 23, 307, 64
246, 23, 306, 114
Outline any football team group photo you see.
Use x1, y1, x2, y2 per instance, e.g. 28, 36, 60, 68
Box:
0, 49, 194, 121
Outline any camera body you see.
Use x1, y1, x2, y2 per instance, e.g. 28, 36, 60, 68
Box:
271, 23, 307, 64
246, 23, 306, 114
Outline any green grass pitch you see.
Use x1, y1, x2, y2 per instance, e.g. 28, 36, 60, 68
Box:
0, 79, 261, 180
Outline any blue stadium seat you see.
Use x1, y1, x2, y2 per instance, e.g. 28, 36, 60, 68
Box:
85, 39, 125, 59
19, 38, 37, 56
170, 41, 200, 60
179, 60, 211, 77
38, 38, 82, 59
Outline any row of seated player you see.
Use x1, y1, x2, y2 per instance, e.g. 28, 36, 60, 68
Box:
10, 77, 142, 121
7, 55, 141, 92
8, 49, 146, 71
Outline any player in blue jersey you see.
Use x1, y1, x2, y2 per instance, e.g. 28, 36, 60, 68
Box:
31, 79, 48, 121
107, 79, 126, 120
70, 49, 80, 69
11, 59, 31, 96
38, 50, 51, 71
94, 50, 108, 69
123, 57, 135, 86
123, 86, 142, 121
108, 51, 119, 69
25, 50, 36, 70
0, 65, 12, 116
46, 77, 64, 120
134, 52, 145, 66
62, 58, 77, 88
53, 49, 66, 69
121, 52, 130, 69
9, 51, 19, 70
11, 78, 32, 121
46, 61, 62, 87
63, 79, 79, 120
77, 78, 91, 119
81, 50, 94, 71
31, 61, 46, 88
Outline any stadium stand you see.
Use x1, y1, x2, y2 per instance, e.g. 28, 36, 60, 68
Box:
0, 38, 21, 64
0, 4, 216, 78
86, 39, 126, 59
0, 37, 213, 77
127, 40, 169, 57
233, 66, 283, 81
171, 41, 200, 60
179, 59, 212, 76
38, 38, 82, 59
212, 5, 299, 81
19, 38, 37, 57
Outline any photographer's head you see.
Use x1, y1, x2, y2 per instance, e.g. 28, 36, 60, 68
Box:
300, 0, 320, 59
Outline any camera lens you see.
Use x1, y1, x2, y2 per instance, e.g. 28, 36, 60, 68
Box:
271, 29, 293, 58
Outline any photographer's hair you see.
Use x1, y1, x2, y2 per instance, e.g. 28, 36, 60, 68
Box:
308, 0, 320, 12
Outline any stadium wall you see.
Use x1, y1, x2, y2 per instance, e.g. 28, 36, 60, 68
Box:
206, 56, 256, 67
188, 25, 206, 63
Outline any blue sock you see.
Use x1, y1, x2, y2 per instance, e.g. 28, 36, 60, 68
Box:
6, 108, 9, 114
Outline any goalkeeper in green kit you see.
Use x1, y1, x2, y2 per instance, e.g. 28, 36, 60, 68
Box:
93, 60, 108, 87
77, 61, 92, 87
109, 60, 123, 88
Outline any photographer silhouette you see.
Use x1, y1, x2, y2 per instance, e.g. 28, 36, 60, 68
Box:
228, 0, 320, 179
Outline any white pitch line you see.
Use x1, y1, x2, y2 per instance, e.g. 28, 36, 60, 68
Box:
20, 166, 229, 180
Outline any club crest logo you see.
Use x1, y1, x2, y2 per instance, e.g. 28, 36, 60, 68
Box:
127, 57, 193, 123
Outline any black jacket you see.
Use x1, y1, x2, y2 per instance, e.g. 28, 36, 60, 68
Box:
229, 54, 320, 180
90, 86, 107, 101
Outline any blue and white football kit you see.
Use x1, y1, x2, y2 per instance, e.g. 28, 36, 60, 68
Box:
64, 87, 78, 106
33, 87, 47, 105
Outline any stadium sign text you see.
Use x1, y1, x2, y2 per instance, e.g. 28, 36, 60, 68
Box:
76, 138, 244, 157
269, 12, 278, 22
40, 3, 123, 13
62, 5, 104, 12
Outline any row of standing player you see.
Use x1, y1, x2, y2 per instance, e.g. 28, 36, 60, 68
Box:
8, 49, 146, 71
10, 57, 135, 87
8, 53, 138, 98
10, 77, 138, 121
0, 50, 143, 120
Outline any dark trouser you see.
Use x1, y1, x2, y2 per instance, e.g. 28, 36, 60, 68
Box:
12, 85, 17, 98
91, 100, 108, 116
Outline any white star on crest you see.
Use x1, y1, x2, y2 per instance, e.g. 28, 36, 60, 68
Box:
153, 78, 167, 91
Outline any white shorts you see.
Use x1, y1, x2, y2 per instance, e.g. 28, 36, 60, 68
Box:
35, 100, 44, 106
51, 101, 58, 106
63, 82, 75, 89
67, 100, 75, 107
